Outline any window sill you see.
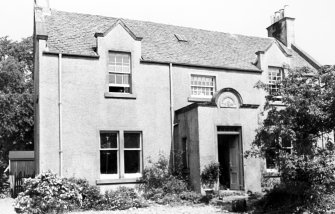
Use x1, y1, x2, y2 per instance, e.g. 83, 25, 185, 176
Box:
104, 92, 136, 99
263, 170, 280, 177
96, 178, 143, 185
269, 101, 285, 106
188, 97, 212, 102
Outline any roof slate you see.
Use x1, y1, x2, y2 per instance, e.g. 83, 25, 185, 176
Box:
44, 10, 318, 71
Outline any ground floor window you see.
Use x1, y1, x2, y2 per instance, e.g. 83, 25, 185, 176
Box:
100, 131, 142, 179
265, 138, 292, 171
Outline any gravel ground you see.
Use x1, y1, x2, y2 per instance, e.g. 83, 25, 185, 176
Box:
69, 204, 235, 214
0, 198, 240, 214
0, 198, 16, 214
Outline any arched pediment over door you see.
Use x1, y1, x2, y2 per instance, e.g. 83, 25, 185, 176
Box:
212, 88, 243, 109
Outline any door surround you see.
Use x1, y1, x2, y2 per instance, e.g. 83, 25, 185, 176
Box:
216, 126, 244, 190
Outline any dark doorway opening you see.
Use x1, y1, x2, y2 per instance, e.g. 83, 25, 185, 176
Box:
218, 134, 230, 189
217, 133, 242, 190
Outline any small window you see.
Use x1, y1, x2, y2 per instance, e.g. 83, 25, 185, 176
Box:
175, 34, 188, 42
191, 75, 215, 98
100, 131, 142, 179
268, 67, 284, 97
108, 52, 131, 93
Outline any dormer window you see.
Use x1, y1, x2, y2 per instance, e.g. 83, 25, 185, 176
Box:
108, 52, 131, 93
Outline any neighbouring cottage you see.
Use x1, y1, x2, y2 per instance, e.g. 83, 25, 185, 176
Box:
33, 0, 320, 193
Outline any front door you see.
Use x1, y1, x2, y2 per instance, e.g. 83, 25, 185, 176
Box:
229, 135, 240, 190
218, 133, 242, 190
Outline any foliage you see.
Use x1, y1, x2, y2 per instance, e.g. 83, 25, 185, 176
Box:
0, 36, 34, 153
0, 36, 34, 195
101, 187, 148, 210
137, 154, 190, 203
66, 177, 102, 210
179, 191, 202, 204
138, 154, 188, 198
14, 171, 148, 213
0, 159, 10, 198
248, 65, 335, 212
14, 171, 81, 214
200, 162, 221, 188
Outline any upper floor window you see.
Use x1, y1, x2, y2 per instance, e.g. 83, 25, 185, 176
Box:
108, 52, 131, 93
268, 67, 284, 97
191, 75, 215, 98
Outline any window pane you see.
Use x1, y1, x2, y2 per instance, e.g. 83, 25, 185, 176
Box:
116, 74, 123, 84
266, 149, 276, 169
100, 132, 117, 148
124, 133, 140, 148
100, 150, 117, 174
109, 73, 116, 84
124, 150, 140, 173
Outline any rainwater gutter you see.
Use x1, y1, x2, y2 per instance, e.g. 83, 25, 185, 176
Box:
58, 52, 63, 177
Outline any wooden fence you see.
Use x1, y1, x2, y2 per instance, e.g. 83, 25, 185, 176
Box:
9, 171, 35, 198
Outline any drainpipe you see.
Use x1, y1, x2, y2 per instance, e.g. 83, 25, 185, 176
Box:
169, 63, 175, 169
58, 53, 63, 177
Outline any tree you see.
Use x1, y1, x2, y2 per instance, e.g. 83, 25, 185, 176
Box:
248, 65, 335, 212
0, 36, 34, 162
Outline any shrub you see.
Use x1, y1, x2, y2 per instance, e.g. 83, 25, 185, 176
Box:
138, 154, 190, 203
0, 159, 9, 198
201, 162, 221, 188
14, 171, 81, 214
138, 155, 187, 195
257, 149, 335, 213
179, 191, 202, 204
102, 186, 147, 210
67, 177, 102, 210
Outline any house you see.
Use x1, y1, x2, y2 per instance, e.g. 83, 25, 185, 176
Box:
33, 1, 320, 193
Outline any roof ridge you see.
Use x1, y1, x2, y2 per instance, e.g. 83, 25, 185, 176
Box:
51, 8, 273, 41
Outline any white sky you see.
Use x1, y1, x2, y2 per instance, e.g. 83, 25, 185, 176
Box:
1, 0, 334, 65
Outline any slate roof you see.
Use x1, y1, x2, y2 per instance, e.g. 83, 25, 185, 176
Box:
43, 10, 319, 71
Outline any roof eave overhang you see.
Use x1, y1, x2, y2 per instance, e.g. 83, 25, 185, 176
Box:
140, 59, 262, 73
291, 44, 322, 69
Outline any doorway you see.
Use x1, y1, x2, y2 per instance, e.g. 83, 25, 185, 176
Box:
217, 129, 243, 190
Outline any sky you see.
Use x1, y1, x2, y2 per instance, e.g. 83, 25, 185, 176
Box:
1, 0, 334, 65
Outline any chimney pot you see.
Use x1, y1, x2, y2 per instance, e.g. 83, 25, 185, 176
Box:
279, 9, 284, 20
267, 5, 295, 48
284, 5, 291, 17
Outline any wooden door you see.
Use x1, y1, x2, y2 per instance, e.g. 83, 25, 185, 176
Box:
229, 136, 240, 190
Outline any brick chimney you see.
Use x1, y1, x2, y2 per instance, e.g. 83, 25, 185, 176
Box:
267, 5, 295, 48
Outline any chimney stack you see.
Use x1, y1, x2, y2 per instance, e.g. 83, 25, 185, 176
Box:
267, 5, 295, 48
35, 0, 50, 8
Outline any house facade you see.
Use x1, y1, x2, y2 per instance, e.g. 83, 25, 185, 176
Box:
33, 2, 320, 193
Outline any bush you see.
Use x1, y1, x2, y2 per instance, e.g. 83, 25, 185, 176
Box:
101, 187, 147, 210
201, 162, 221, 188
179, 191, 202, 204
257, 149, 335, 213
67, 177, 102, 210
0, 160, 9, 198
138, 154, 189, 203
14, 171, 81, 214
14, 171, 147, 213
